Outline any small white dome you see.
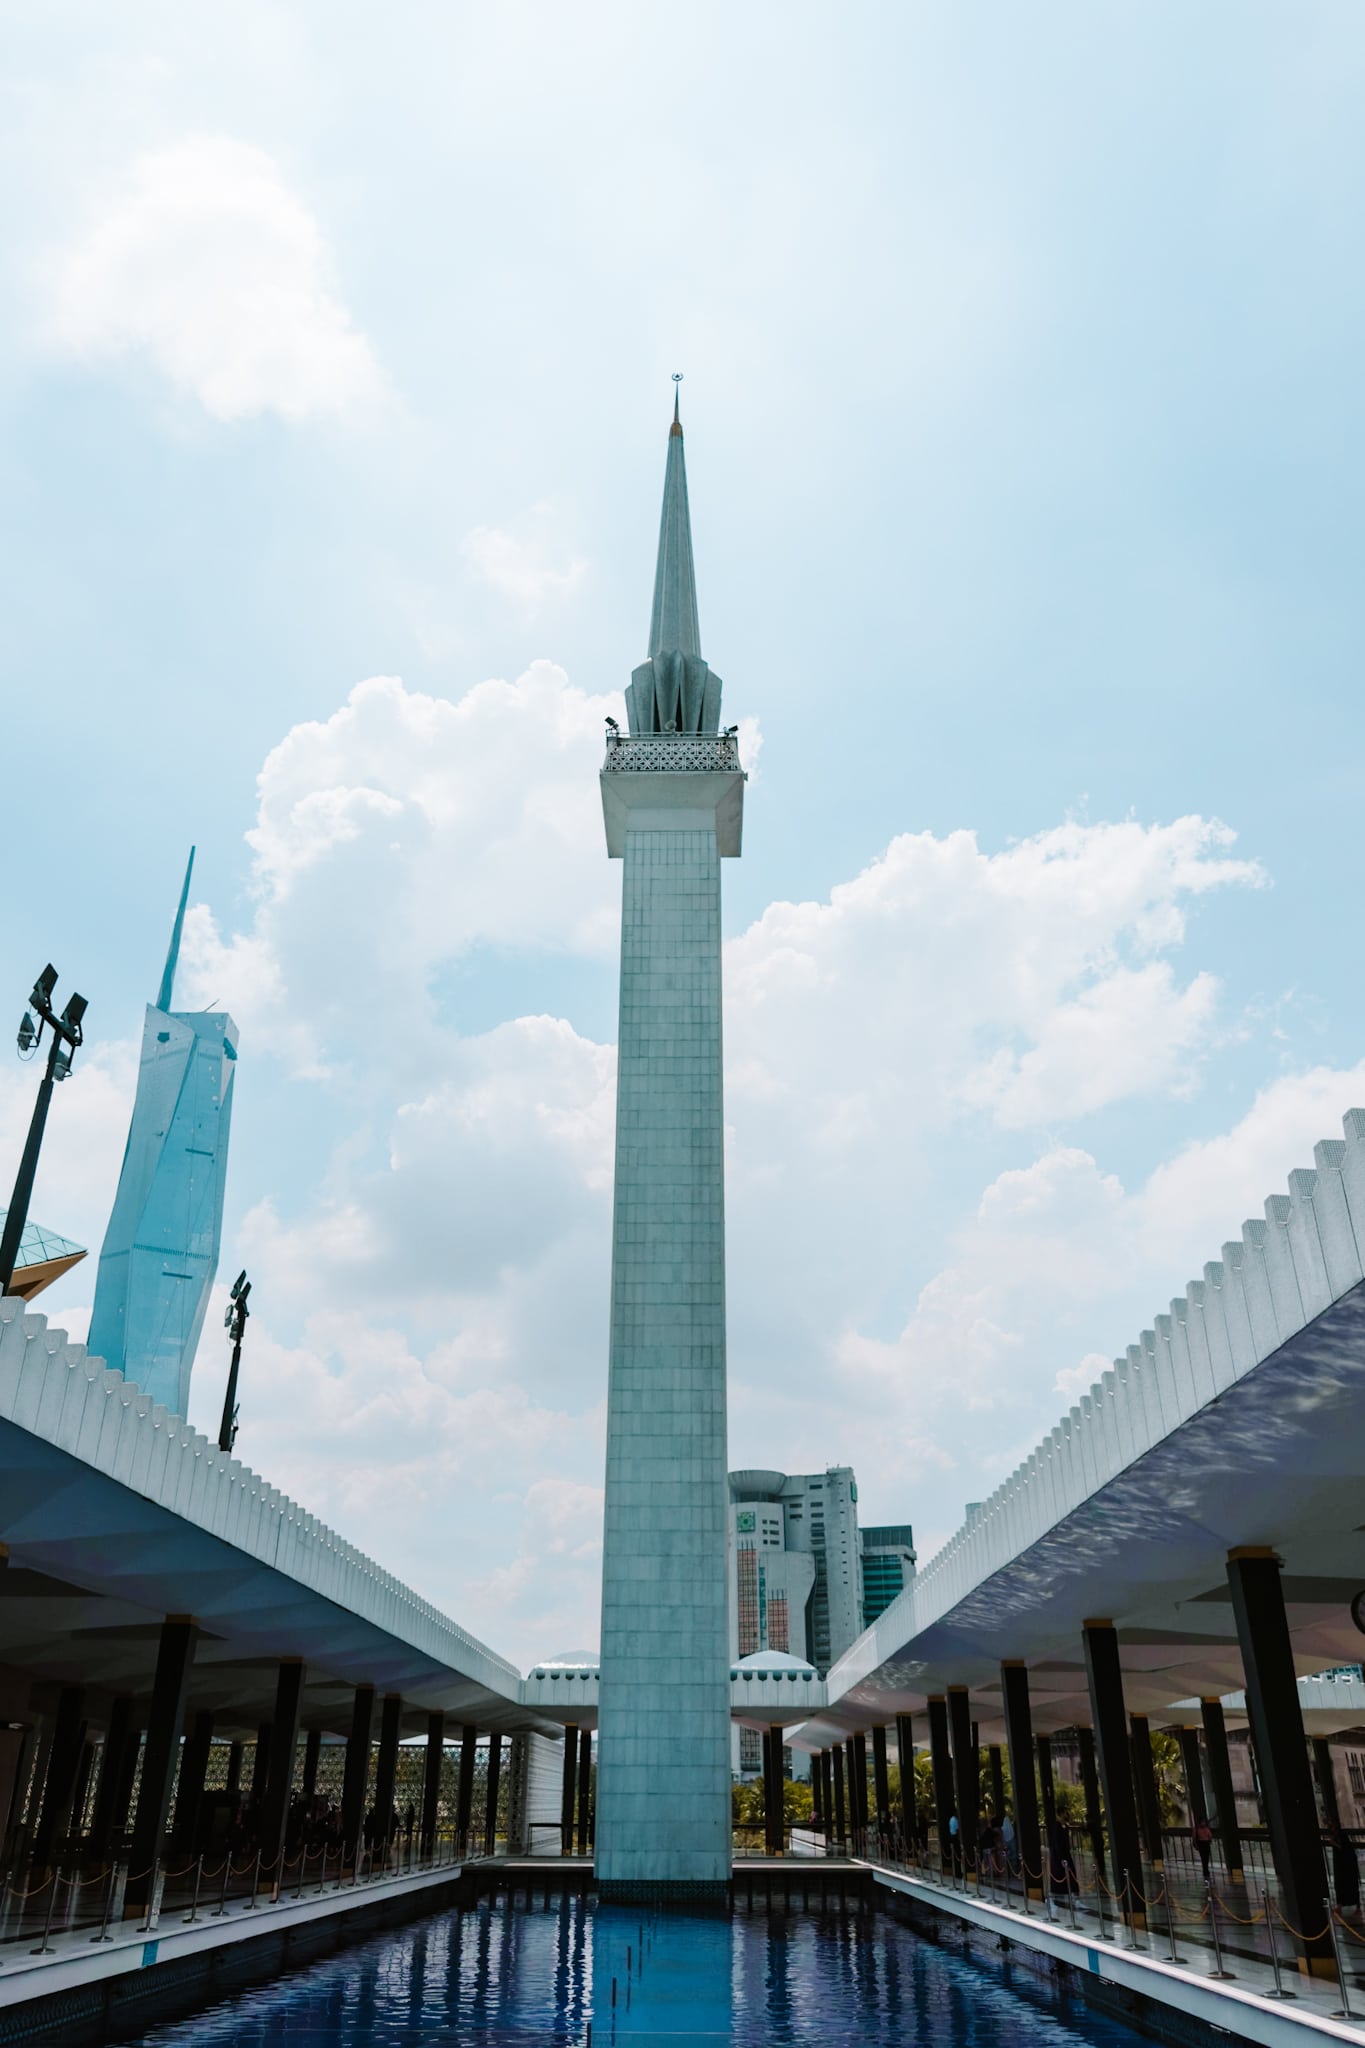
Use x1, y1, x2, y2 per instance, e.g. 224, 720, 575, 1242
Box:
735, 1650, 815, 1674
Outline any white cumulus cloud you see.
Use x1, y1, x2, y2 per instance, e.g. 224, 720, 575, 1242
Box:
43, 136, 384, 421
462, 512, 587, 609
66, 660, 1330, 1665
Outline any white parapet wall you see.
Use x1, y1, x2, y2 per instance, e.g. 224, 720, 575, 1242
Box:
0, 1294, 520, 1695
827, 1107, 1365, 1701
507, 1731, 569, 1855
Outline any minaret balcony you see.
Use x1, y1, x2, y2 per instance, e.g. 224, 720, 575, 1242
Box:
600, 730, 745, 858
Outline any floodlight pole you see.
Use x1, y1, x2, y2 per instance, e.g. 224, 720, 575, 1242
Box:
219, 1275, 249, 1454
0, 971, 86, 1299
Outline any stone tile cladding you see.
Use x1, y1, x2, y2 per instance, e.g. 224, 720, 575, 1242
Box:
595, 824, 732, 1885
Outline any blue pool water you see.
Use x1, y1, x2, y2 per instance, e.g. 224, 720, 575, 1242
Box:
138, 1899, 1157, 2046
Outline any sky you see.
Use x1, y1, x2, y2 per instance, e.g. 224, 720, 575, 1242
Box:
3, 1, 1364, 1671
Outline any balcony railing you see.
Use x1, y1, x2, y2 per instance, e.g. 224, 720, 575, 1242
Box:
602, 734, 740, 773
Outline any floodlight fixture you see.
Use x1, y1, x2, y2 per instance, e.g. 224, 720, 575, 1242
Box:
0, 962, 91, 1297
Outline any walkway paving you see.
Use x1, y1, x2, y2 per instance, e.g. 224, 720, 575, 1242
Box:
870, 1858, 1365, 2045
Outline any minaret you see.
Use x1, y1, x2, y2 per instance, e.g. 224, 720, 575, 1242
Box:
88, 851, 238, 1420
595, 398, 745, 1895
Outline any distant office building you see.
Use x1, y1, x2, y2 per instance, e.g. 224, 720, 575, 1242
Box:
88, 851, 237, 1420
861, 1523, 917, 1627
728, 1467, 863, 1677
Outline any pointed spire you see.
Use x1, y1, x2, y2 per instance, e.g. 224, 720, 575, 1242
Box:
156, 848, 195, 1013
648, 379, 701, 658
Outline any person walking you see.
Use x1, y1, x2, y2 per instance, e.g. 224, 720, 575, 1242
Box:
1192, 1815, 1213, 1885
1329, 1822, 1361, 1921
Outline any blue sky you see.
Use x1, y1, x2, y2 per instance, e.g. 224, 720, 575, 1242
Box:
2, 2, 1364, 1665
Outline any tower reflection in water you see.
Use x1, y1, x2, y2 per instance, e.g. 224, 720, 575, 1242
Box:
135, 1896, 1158, 2046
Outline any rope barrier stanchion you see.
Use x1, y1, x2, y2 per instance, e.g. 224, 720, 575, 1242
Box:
212, 1856, 234, 1918
1094, 1872, 1107, 1940
296, 1846, 307, 1902
1067, 1871, 1080, 1934
183, 1854, 204, 1925
1207, 1884, 1233, 1980
1162, 1880, 1184, 1965
138, 1859, 159, 1936
244, 1850, 261, 1913
1261, 1885, 1293, 2000
318, 1844, 328, 1896
1121, 1871, 1138, 1952
1328, 1900, 1355, 2020
91, 1862, 118, 1945
30, 1869, 61, 1956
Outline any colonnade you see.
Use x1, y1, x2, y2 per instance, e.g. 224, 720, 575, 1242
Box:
8, 1615, 515, 1918
809, 1548, 1338, 1975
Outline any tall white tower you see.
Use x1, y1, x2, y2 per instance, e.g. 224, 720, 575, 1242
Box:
593, 395, 745, 1896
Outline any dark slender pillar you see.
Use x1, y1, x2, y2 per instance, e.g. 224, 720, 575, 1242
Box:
1077, 1725, 1105, 1880
1082, 1620, 1146, 1925
576, 1729, 591, 1854
259, 1661, 304, 1885
1226, 1548, 1333, 1973
895, 1714, 916, 1854
88, 1696, 133, 1859
70, 1741, 95, 1841
250, 1721, 272, 1806
559, 1724, 578, 1856
1177, 1726, 1208, 1828
1000, 1665, 1042, 1895
341, 1686, 375, 1853
225, 1740, 243, 1798
822, 1749, 835, 1842
853, 1730, 869, 1835
421, 1711, 445, 1853
946, 1688, 977, 1879
764, 1725, 784, 1855
1200, 1695, 1244, 1882
988, 1744, 1006, 1827
1130, 1713, 1164, 1869
484, 1732, 503, 1856
1037, 1734, 1058, 1850
1313, 1738, 1341, 1832
832, 1742, 847, 1846
810, 1748, 824, 1831
373, 1694, 403, 1851
125, 1617, 196, 1915
455, 1721, 477, 1854
872, 1725, 891, 1844
843, 1738, 857, 1842
33, 1685, 86, 1867
113, 1730, 142, 1841
302, 1728, 322, 1803
171, 1708, 215, 1854
927, 1695, 954, 1873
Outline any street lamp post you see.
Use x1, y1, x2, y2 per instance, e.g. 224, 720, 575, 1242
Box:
0, 966, 87, 1298
218, 1269, 250, 1454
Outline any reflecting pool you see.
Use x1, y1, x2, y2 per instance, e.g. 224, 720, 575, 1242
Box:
138, 1898, 1157, 2046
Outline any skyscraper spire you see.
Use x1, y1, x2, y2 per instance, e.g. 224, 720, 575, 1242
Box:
156, 847, 195, 1013
647, 381, 702, 659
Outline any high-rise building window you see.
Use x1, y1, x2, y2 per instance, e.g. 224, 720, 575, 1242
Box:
737, 1547, 759, 1658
